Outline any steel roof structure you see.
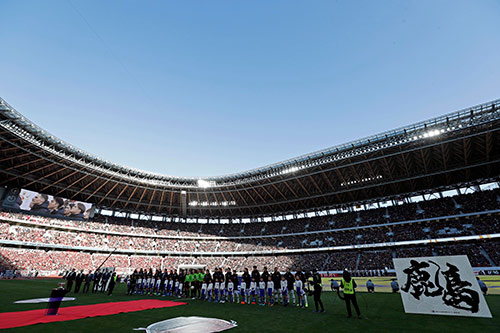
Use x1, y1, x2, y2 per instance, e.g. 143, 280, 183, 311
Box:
0, 97, 499, 219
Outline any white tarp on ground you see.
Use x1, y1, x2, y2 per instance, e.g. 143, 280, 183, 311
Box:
393, 255, 492, 318
14, 297, 76, 304
135, 316, 237, 333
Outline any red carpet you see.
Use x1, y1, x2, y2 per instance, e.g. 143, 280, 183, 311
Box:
0, 299, 186, 329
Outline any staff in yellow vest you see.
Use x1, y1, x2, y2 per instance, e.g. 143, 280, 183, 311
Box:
340, 269, 361, 319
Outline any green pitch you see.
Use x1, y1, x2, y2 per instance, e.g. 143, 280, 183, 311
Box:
0, 278, 498, 332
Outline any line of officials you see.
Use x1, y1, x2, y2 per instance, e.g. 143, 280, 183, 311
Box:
63, 268, 118, 296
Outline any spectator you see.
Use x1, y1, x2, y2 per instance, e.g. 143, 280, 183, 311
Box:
477, 277, 488, 295
366, 279, 375, 293
391, 279, 399, 293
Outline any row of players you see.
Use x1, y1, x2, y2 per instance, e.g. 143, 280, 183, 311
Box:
126, 266, 311, 307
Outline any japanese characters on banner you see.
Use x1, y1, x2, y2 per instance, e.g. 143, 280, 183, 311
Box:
393, 255, 492, 318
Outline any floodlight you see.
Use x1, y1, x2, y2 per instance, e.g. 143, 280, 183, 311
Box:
197, 179, 211, 188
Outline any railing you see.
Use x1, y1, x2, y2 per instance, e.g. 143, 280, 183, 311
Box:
1, 233, 499, 256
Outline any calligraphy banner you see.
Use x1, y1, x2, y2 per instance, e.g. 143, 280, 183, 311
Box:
393, 255, 492, 318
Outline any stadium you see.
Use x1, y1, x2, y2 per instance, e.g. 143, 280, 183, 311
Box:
1, 2, 500, 332
1, 96, 499, 331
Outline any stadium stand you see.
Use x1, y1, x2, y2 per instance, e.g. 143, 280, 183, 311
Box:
0, 97, 499, 277
1, 188, 499, 276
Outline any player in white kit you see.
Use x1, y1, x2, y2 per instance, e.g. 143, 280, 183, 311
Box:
267, 276, 275, 306
219, 280, 226, 303
201, 281, 207, 300
281, 276, 289, 306
227, 280, 234, 303
207, 280, 214, 302
258, 277, 266, 305
168, 278, 174, 296
295, 275, 305, 308
239, 280, 247, 304
214, 279, 220, 303
249, 277, 257, 304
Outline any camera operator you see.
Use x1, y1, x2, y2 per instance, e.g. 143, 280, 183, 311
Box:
311, 268, 325, 313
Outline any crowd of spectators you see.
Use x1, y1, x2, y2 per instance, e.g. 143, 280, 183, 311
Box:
2, 188, 497, 239
1, 212, 498, 253
0, 188, 499, 275
1, 241, 498, 275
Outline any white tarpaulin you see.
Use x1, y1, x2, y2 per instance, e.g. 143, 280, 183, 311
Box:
393, 255, 492, 318
14, 297, 76, 304
135, 316, 237, 333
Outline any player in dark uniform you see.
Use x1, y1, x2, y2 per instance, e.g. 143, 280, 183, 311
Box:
272, 267, 282, 303
251, 266, 260, 283
284, 268, 296, 305
311, 268, 325, 313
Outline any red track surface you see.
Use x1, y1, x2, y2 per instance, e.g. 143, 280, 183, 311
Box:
0, 299, 186, 329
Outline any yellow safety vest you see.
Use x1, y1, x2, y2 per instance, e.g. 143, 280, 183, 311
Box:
341, 278, 354, 294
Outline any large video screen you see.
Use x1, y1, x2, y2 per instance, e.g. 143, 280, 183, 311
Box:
2, 188, 93, 221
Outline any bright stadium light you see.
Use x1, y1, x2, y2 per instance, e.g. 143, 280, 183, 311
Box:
197, 179, 213, 188
189, 200, 236, 207
424, 129, 441, 138
282, 166, 301, 174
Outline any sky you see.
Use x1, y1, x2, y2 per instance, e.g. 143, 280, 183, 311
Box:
1, 0, 500, 177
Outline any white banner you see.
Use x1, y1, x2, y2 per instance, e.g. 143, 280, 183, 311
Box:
393, 255, 492, 318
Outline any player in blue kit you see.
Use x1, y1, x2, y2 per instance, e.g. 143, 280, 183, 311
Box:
239, 280, 247, 304
267, 276, 275, 306
214, 279, 220, 303
249, 277, 257, 304
207, 280, 214, 302
227, 280, 234, 303
295, 275, 305, 308
136, 274, 143, 295
219, 280, 226, 303
167, 277, 174, 296
177, 279, 183, 298
174, 279, 179, 297
281, 275, 289, 306
258, 277, 266, 305
154, 275, 161, 296
201, 281, 207, 300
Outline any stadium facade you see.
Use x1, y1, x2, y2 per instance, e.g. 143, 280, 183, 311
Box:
0, 97, 499, 220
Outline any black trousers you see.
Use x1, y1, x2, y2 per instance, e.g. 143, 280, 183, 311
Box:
127, 283, 136, 295
82, 282, 91, 293
66, 280, 73, 292
345, 293, 361, 316
74, 282, 82, 293
195, 281, 201, 297
313, 288, 324, 311
108, 283, 115, 295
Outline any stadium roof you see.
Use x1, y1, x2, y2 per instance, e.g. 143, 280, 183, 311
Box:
0, 97, 499, 219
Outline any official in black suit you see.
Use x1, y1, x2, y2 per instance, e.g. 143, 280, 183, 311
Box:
66, 269, 77, 292
83, 271, 93, 293
74, 270, 85, 293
